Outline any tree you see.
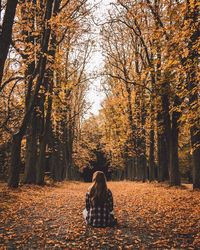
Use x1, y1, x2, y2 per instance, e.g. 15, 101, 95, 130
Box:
8, 0, 56, 187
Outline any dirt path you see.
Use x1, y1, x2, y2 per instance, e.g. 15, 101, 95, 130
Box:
0, 181, 200, 249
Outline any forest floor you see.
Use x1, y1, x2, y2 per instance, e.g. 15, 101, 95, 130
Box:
0, 181, 200, 249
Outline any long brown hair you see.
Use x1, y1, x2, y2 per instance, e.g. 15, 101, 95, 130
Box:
89, 171, 108, 206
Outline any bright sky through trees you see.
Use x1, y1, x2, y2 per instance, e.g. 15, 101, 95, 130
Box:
86, 0, 113, 116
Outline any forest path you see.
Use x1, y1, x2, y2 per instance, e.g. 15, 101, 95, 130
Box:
0, 181, 200, 249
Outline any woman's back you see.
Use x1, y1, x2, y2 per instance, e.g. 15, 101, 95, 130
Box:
85, 188, 115, 227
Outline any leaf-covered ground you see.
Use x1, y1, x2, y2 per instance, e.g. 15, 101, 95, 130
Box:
0, 181, 200, 249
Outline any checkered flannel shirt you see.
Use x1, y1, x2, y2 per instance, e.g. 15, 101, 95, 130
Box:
85, 189, 115, 227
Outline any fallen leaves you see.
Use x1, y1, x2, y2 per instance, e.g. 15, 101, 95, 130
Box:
0, 181, 200, 249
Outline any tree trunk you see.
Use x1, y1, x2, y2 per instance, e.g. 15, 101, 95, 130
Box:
50, 129, 63, 182
23, 0, 37, 184
169, 95, 181, 186
23, 58, 37, 184
161, 90, 170, 180
157, 88, 170, 182
141, 95, 147, 181
36, 86, 53, 185
24, 62, 37, 184
185, 0, 200, 189
0, 0, 18, 84
35, 0, 61, 185
149, 100, 155, 181
36, 135, 46, 185
23, 118, 37, 184
65, 135, 73, 180
8, 133, 22, 188
126, 84, 137, 155
191, 126, 200, 189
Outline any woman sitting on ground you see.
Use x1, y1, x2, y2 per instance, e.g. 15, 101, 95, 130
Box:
83, 171, 117, 227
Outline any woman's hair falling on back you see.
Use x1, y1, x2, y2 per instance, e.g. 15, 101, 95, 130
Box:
84, 170, 117, 227
89, 171, 108, 206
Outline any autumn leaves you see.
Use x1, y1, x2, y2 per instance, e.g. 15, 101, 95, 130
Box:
1, 182, 200, 248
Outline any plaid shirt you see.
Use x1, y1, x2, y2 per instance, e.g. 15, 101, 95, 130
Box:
85, 189, 115, 227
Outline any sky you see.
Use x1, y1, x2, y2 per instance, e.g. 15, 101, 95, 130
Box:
85, 0, 113, 116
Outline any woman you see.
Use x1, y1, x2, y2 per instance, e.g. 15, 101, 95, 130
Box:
83, 171, 117, 227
